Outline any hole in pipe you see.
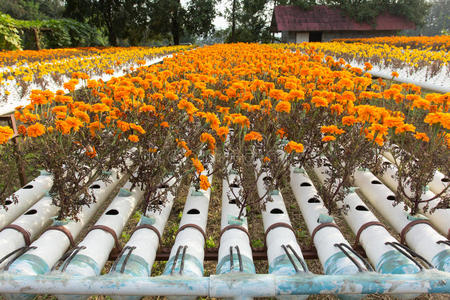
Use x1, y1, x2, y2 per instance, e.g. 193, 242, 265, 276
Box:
263, 176, 272, 182
4, 200, 12, 205
158, 200, 163, 205
308, 198, 320, 203
442, 178, 450, 183
387, 195, 396, 201
106, 209, 119, 215
229, 199, 237, 204
187, 208, 200, 214
158, 184, 169, 189
270, 208, 283, 214
23, 185, 33, 189
25, 209, 37, 215
300, 182, 312, 187
90, 184, 101, 189
230, 183, 239, 188
355, 205, 369, 211
382, 161, 392, 166
324, 163, 332, 167
371, 180, 382, 185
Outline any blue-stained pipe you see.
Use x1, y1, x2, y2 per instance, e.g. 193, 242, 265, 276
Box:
0, 271, 449, 296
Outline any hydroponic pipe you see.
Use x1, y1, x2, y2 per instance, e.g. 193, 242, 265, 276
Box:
58, 180, 144, 300
375, 157, 449, 238
0, 271, 449, 296
352, 168, 450, 272
0, 195, 59, 269
312, 164, 420, 272
110, 177, 177, 300
0, 171, 53, 230
162, 161, 214, 280
290, 166, 367, 300
383, 150, 449, 198
217, 168, 255, 275
2, 170, 123, 300
255, 161, 309, 300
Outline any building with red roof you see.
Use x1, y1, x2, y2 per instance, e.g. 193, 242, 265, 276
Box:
271, 5, 415, 42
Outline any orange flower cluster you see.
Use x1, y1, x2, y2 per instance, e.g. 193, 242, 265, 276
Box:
333, 35, 450, 51
8, 42, 449, 201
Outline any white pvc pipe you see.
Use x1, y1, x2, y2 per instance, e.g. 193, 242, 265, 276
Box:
313, 163, 420, 274
110, 177, 176, 278
383, 151, 449, 198
0, 171, 53, 230
0, 195, 59, 269
3, 169, 123, 282
58, 181, 144, 300
353, 168, 450, 272
217, 168, 255, 275
162, 161, 214, 278
376, 157, 450, 238
292, 166, 367, 275
255, 162, 307, 277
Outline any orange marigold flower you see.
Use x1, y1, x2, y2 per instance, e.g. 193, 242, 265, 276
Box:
0, 126, 14, 144
199, 175, 210, 191
368, 123, 388, 136
284, 141, 304, 153
65, 117, 84, 132
263, 156, 271, 163
414, 132, 430, 142
395, 123, 416, 134
139, 104, 156, 113
191, 158, 204, 174
244, 131, 263, 142
311, 96, 328, 107
391, 71, 399, 78
160, 121, 169, 128
322, 136, 336, 142
91, 103, 110, 113
275, 101, 291, 113
215, 126, 229, 140
85, 146, 97, 158
321, 125, 345, 135
128, 134, 139, 142
130, 123, 146, 134
200, 132, 216, 153
342, 115, 356, 126
277, 128, 287, 138
26, 123, 46, 138
330, 104, 344, 115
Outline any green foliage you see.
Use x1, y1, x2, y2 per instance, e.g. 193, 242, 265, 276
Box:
0, 0, 64, 20
0, 12, 22, 50
0, 12, 102, 50
206, 236, 216, 248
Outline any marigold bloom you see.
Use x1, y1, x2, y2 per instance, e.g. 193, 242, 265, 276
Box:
342, 116, 356, 126
321, 125, 345, 135
284, 141, 304, 153
200, 132, 216, 153
0, 126, 14, 144
215, 126, 229, 140
311, 96, 328, 107
263, 156, 271, 163
199, 175, 210, 191
322, 136, 336, 142
91, 103, 110, 113
414, 132, 430, 142
244, 131, 263, 142
391, 71, 399, 78
26, 123, 46, 138
191, 158, 204, 174
128, 134, 139, 142
275, 101, 291, 113
65, 117, 84, 132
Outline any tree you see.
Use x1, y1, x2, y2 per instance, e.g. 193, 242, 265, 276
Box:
0, 0, 65, 20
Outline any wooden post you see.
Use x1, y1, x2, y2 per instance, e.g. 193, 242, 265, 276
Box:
0, 114, 27, 186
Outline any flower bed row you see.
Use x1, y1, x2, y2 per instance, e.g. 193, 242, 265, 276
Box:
333, 35, 450, 51
1, 43, 448, 222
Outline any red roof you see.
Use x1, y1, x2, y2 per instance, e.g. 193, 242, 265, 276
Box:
271, 5, 415, 32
